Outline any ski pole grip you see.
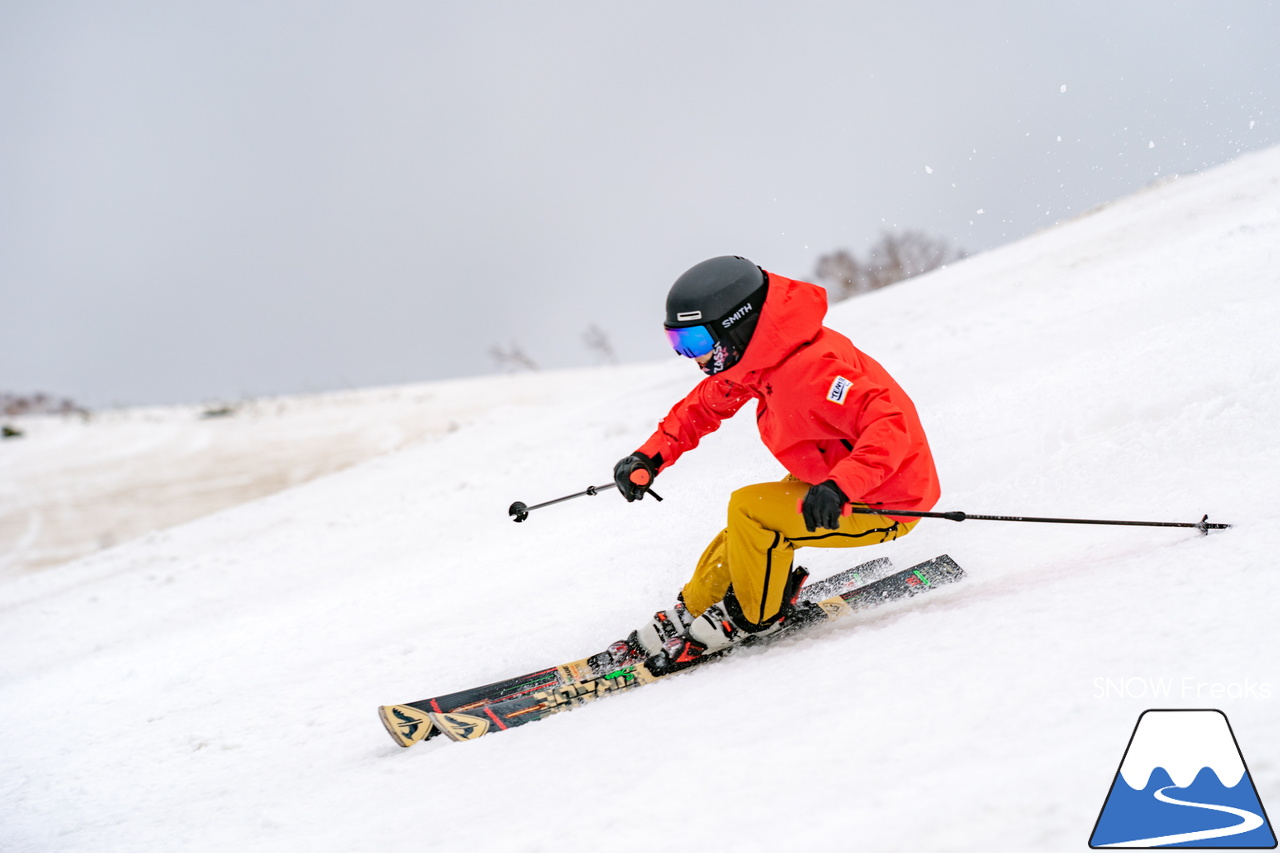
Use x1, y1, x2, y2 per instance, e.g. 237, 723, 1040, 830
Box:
629, 468, 662, 500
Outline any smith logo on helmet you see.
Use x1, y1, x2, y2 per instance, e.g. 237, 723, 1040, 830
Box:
827, 376, 852, 405
721, 302, 754, 328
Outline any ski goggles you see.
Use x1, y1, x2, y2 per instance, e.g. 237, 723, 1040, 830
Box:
665, 324, 716, 358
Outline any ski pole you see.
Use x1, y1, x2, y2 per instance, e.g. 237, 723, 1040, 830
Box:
845, 506, 1231, 535
509, 474, 662, 523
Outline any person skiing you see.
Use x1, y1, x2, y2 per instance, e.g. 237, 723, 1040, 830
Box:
614, 255, 941, 673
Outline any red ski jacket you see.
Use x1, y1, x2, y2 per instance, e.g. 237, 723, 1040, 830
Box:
637, 272, 940, 520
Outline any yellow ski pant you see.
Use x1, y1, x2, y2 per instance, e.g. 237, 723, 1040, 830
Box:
680, 478, 917, 626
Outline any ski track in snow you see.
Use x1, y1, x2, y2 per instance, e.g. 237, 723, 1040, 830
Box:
2, 147, 1280, 852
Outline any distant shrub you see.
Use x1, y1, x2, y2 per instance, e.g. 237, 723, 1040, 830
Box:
488, 343, 539, 372
1, 392, 86, 417
814, 230, 967, 301
582, 324, 618, 365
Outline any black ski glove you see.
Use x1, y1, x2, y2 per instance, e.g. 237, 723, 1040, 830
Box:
802, 480, 849, 532
613, 452, 659, 502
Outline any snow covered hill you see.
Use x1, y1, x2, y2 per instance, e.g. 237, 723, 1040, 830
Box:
3, 147, 1279, 853
0, 374, 572, 576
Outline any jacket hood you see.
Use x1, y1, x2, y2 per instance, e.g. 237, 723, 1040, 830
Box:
719, 272, 828, 379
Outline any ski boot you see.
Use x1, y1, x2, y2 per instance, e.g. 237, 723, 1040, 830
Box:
647, 567, 811, 675
589, 598, 695, 673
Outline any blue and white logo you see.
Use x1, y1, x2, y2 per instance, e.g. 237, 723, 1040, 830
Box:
1090, 709, 1276, 848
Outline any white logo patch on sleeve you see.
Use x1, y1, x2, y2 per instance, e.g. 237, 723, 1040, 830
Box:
826, 376, 852, 405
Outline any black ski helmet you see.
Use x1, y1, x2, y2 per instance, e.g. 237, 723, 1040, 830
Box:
664, 256, 768, 375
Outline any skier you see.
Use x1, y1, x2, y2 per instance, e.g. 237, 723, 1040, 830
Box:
614, 255, 941, 672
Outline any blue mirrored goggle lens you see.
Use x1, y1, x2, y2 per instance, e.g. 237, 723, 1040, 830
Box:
665, 325, 715, 358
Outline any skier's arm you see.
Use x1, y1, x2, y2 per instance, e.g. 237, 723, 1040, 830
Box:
635, 377, 752, 472
823, 387, 914, 505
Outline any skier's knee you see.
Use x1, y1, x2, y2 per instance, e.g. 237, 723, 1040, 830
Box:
727, 482, 774, 518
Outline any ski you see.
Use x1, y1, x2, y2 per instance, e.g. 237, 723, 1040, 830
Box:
797, 554, 893, 601
378, 555, 955, 747
406, 554, 964, 745
377, 557, 894, 746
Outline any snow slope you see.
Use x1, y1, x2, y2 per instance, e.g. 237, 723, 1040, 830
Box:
3, 147, 1279, 852
0, 375, 569, 576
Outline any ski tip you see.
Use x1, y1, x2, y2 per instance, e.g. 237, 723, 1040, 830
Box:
379, 704, 435, 748
429, 711, 493, 742
922, 553, 966, 580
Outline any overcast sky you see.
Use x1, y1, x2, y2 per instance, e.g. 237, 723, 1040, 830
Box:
3, 1, 1278, 408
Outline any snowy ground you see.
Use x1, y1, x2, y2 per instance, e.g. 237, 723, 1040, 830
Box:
0, 374, 565, 576
3, 147, 1279, 852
